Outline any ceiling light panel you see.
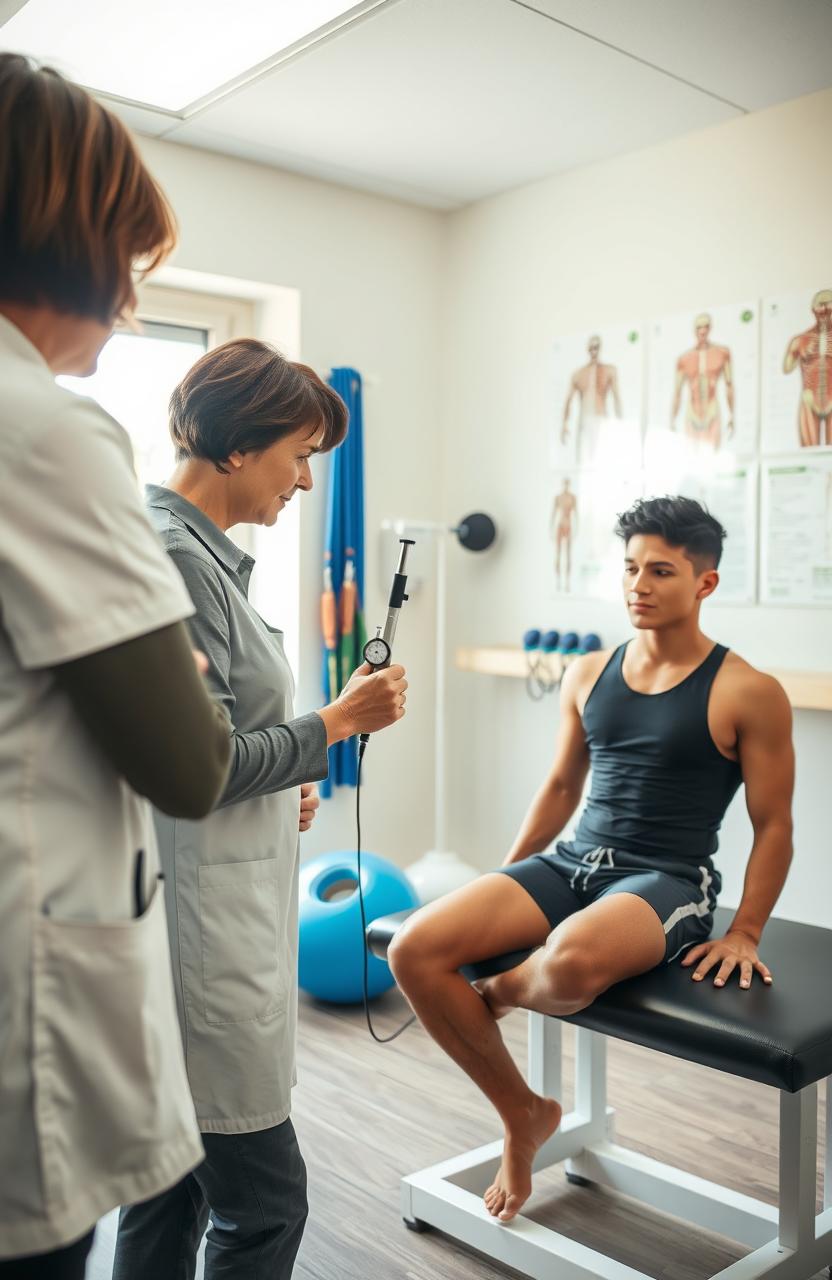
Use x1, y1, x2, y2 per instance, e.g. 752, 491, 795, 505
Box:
1, 0, 369, 112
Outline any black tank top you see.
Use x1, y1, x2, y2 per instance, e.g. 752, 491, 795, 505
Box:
573, 642, 742, 863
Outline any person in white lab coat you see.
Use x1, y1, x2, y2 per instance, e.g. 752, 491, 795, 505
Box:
0, 54, 232, 1279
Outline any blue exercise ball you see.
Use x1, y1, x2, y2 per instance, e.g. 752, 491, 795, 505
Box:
298, 850, 419, 1004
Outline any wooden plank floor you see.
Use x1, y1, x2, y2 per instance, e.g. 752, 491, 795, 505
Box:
291, 988, 829, 1280
90, 987, 829, 1279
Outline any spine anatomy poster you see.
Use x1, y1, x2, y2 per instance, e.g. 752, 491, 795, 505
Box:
551, 324, 643, 471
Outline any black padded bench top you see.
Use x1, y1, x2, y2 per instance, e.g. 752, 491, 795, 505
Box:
367, 905, 832, 1093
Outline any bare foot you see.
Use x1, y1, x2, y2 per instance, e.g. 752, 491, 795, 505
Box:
472, 975, 514, 1020
484, 1096, 562, 1222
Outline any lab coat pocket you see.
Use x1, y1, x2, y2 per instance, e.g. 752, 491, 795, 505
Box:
32, 883, 199, 1214
198, 857, 287, 1025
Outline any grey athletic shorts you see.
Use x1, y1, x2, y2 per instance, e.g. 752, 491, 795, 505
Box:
499, 840, 720, 963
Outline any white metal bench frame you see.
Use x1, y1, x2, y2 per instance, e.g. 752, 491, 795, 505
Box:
402, 1015, 832, 1279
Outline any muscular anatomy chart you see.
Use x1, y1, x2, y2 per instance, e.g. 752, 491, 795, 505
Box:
647, 304, 759, 457
762, 288, 832, 451
551, 324, 643, 469
671, 314, 734, 448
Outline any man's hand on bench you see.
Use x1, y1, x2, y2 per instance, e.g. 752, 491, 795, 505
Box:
681, 931, 773, 990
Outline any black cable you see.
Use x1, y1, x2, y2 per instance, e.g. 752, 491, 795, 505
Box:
356, 738, 416, 1043
525, 654, 547, 701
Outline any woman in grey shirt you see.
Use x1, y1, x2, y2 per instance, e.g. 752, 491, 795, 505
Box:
114, 339, 407, 1280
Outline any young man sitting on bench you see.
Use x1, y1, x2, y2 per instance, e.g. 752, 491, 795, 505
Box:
389, 495, 794, 1227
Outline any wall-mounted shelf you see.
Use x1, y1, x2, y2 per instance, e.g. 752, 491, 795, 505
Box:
455, 646, 832, 712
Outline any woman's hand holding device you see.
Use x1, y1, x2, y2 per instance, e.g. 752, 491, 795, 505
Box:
316, 662, 407, 745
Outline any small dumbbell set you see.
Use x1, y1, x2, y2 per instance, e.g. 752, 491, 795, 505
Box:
522, 629, 602, 700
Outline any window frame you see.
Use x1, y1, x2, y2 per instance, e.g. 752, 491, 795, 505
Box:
132, 283, 255, 348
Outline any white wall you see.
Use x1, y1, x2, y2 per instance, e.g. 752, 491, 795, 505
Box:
140, 91, 832, 927
440, 88, 832, 928
139, 137, 445, 868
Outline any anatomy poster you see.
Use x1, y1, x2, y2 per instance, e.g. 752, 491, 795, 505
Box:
550, 470, 642, 600
761, 288, 832, 453
761, 456, 832, 605
551, 324, 643, 470
645, 302, 759, 458
650, 464, 757, 605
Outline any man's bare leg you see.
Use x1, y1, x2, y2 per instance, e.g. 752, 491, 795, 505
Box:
477, 891, 666, 1020
474, 893, 666, 1217
389, 875, 560, 1223
395, 886, 668, 1219
390, 881, 666, 1221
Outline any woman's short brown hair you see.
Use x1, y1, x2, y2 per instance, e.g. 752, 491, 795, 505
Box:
0, 53, 177, 322
169, 339, 349, 473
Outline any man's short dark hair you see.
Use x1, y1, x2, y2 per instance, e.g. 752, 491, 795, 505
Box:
615, 495, 726, 570
169, 339, 348, 474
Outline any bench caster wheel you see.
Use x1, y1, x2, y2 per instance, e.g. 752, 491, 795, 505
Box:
403, 1216, 430, 1233
565, 1172, 593, 1188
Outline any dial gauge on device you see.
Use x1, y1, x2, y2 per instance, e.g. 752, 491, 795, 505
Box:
363, 636, 392, 668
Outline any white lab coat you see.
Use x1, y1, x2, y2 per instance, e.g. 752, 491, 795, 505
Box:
0, 316, 203, 1257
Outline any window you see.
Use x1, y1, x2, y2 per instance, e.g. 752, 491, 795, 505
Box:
58, 284, 255, 490
60, 319, 207, 486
